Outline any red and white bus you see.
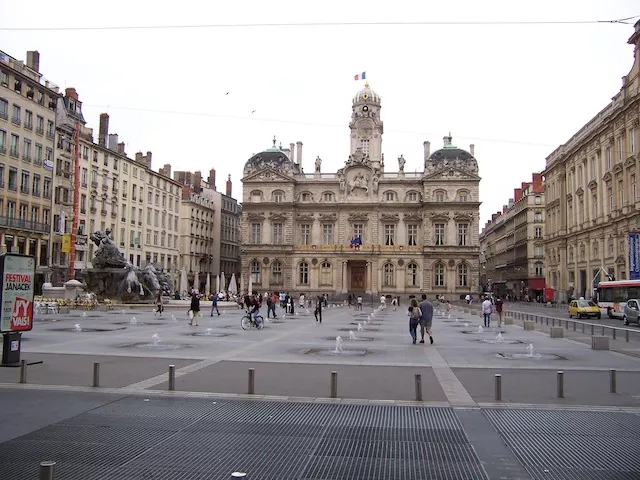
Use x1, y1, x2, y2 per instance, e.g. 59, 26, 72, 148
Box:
596, 280, 640, 319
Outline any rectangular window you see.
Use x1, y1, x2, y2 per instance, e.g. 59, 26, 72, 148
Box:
384, 224, 395, 246
11, 104, 20, 125
20, 170, 29, 194
24, 110, 32, 129
300, 223, 310, 244
605, 147, 612, 170
534, 212, 542, 222
322, 224, 333, 244
32, 174, 40, 196
619, 180, 625, 207
608, 186, 613, 212
407, 224, 418, 246
43, 177, 51, 198
10, 133, 19, 157
36, 115, 44, 134
617, 136, 623, 162
0, 98, 8, 119
535, 246, 543, 257
0, 129, 6, 153
633, 174, 637, 203
360, 139, 370, 155
435, 223, 445, 245
299, 263, 309, 285
457, 223, 468, 246
272, 223, 283, 244
352, 223, 363, 242
80, 194, 86, 213
251, 223, 261, 243
534, 226, 542, 239
631, 128, 636, 154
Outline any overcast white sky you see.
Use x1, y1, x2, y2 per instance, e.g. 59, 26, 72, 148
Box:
1, 0, 638, 228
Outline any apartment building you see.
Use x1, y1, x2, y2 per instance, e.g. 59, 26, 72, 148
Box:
544, 21, 640, 302
480, 173, 546, 300
174, 168, 241, 293
0, 50, 59, 292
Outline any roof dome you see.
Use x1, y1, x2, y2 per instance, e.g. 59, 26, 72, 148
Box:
353, 82, 381, 105
429, 134, 475, 162
243, 136, 300, 175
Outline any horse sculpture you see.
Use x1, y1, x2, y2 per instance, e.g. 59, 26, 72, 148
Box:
348, 173, 369, 194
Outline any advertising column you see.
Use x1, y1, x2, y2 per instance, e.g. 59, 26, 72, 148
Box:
1, 254, 36, 365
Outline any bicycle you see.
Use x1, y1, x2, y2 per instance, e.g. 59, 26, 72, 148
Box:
241, 309, 264, 330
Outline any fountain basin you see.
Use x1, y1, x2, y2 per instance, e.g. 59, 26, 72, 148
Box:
303, 348, 368, 357
338, 328, 379, 332
114, 321, 164, 326
117, 342, 194, 351
460, 330, 506, 335
186, 332, 233, 338
496, 352, 567, 360
51, 327, 126, 332
323, 336, 374, 342
473, 338, 524, 345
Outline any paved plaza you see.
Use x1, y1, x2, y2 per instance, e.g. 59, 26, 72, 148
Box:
1, 302, 640, 479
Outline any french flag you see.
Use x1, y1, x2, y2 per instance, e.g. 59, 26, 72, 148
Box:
354, 71, 366, 81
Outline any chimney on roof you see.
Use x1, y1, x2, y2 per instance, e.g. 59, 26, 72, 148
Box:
182, 184, 191, 200
296, 141, 303, 166
146, 151, 152, 169
208, 168, 216, 190
423, 141, 431, 162
193, 171, 202, 193
135, 152, 143, 163
26, 51, 40, 72
117, 142, 125, 155
108, 134, 118, 151
469, 144, 475, 156
514, 188, 523, 202
64, 87, 78, 100
99, 113, 109, 147
226, 174, 232, 197
159, 164, 171, 177
289, 143, 295, 162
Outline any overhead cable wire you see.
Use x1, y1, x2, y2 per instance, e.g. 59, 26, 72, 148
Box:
1, 16, 639, 31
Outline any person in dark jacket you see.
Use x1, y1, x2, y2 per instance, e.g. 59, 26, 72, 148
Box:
210, 294, 220, 316
189, 290, 201, 326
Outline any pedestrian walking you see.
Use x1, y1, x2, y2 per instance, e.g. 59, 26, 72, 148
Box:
408, 299, 422, 344
189, 291, 201, 326
495, 297, 504, 326
482, 296, 493, 327
391, 296, 398, 311
210, 294, 220, 316
418, 294, 434, 344
357, 295, 363, 310
154, 292, 163, 315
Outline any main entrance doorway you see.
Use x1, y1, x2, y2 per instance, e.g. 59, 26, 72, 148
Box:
349, 261, 366, 291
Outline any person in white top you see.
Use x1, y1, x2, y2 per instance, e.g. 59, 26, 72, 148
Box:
380, 295, 386, 309
481, 297, 493, 327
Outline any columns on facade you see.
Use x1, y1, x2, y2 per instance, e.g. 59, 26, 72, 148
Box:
342, 261, 348, 293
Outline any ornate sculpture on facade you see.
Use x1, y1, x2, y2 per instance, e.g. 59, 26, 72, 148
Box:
339, 176, 346, 193
315, 156, 322, 173
398, 155, 406, 172
372, 174, 379, 193
348, 173, 369, 194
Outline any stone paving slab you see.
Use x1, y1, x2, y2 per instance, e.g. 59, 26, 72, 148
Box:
0, 354, 198, 388
151, 360, 447, 402
454, 368, 640, 406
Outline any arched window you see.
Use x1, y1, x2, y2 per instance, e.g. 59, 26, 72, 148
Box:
457, 189, 470, 202
250, 261, 261, 284
250, 190, 262, 202
272, 190, 284, 202
406, 262, 418, 287
383, 263, 395, 287
457, 263, 468, 287
320, 261, 332, 286
299, 262, 309, 285
271, 261, 282, 284
434, 263, 445, 287
435, 189, 446, 202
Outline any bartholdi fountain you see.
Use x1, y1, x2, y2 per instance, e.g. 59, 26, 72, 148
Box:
82, 229, 174, 302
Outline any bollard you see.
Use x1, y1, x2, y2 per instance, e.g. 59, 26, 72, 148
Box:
602, 326, 605, 336
551, 318, 555, 327
582, 323, 585, 333
19, 359, 27, 384
414, 374, 423, 402
610, 369, 617, 394
494, 374, 502, 401
591, 325, 595, 336
39, 461, 56, 480
626, 329, 630, 342
92, 362, 100, 388
573, 321, 576, 331
330, 371, 338, 398
248, 368, 255, 395
557, 371, 564, 398
168, 365, 175, 391
613, 328, 617, 340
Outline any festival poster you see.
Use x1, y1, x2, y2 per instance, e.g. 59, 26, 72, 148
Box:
1, 254, 35, 332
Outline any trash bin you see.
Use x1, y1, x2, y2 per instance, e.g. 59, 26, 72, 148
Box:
2, 332, 22, 365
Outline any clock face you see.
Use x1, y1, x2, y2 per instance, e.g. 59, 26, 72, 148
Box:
357, 119, 374, 139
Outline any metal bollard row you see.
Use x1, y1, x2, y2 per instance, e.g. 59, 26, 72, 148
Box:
39, 460, 56, 480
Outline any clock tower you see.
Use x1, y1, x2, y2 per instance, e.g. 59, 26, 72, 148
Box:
349, 82, 383, 169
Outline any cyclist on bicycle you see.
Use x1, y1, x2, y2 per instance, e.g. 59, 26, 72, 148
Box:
244, 294, 260, 321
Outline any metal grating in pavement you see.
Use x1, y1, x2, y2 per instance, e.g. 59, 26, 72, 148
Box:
484, 409, 640, 480
0, 397, 487, 480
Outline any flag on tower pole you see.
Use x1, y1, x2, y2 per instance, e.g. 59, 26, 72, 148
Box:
354, 71, 366, 81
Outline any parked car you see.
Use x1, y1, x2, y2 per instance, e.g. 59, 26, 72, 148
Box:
568, 299, 601, 319
622, 299, 640, 325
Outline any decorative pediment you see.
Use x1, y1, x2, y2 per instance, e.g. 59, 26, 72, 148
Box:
587, 180, 598, 190
424, 166, 480, 181
615, 255, 626, 265
348, 212, 369, 222
318, 212, 337, 222
268, 212, 288, 221
403, 212, 422, 222
625, 156, 637, 169
575, 187, 584, 197
295, 213, 315, 222
428, 211, 450, 220
602, 172, 612, 183
380, 213, 400, 223
243, 168, 293, 183
247, 212, 265, 220
613, 163, 624, 175
343, 148, 373, 170
453, 211, 474, 221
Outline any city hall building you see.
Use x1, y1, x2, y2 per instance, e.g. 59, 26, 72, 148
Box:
240, 83, 481, 299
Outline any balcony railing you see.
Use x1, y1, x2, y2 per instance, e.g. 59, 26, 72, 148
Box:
0, 216, 50, 233
46, 130, 54, 140
11, 116, 20, 126
24, 121, 33, 130
22, 153, 31, 163
0, 111, 8, 120
35, 126, 44, 135
9, 147, 18, 158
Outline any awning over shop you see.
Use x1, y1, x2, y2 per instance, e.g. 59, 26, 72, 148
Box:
528, 278, 546, 290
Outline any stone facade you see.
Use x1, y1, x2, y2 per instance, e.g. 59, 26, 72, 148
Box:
544, 21, 640, 302
240, 83, 481, 299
